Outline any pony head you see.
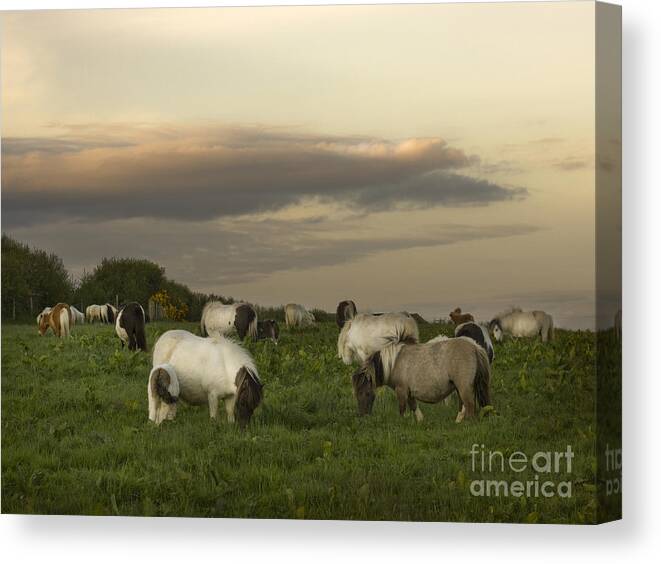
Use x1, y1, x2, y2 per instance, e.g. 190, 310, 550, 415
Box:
234, 367, 263, 429
351, 351, 386, 416
38, 315, 50, 336
352, 366, 376, 416
257, 319, 279, 344
488, 319, 503, 342
149, 364, 180, 425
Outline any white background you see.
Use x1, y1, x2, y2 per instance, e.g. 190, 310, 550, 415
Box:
0, 0, 658, 561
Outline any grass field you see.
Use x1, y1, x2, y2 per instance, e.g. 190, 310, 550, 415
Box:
2, 320, 604, 523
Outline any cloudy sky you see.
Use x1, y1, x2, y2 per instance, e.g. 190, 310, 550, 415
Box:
2, 2, 602, 327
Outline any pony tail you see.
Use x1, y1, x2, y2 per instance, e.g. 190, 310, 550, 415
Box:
60, 308, 70, 337
136, 323, 148, 352
548, 316, 555, 342
151, 366, 179, 405
473, 345, 491, 408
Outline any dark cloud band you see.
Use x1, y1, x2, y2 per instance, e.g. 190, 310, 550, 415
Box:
2, 124, 527, 227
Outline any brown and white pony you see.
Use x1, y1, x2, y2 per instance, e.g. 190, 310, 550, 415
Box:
38, 303, 72, 337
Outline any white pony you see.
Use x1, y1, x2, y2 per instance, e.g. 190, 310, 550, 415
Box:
150, 330, 263, 427
338, 312, 419, 365
70, 306, 85, 325
200, 301, 258, 340
86, 304, 103, 323
285, 303, 315, 328
489, 307, 554, 343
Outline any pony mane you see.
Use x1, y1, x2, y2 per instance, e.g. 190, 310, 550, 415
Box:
377, 341, 405, 382
375, 326, 414, 381
427, 334, 450, 344
493, 306, 522, 320
211, 335, 259, 376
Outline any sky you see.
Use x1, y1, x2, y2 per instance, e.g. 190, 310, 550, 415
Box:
1, 2, 608, 328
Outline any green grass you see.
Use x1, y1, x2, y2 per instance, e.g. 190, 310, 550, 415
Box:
2, 320, 605, 523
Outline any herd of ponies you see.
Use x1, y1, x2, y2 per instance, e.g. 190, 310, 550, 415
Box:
36, 298, 616, 429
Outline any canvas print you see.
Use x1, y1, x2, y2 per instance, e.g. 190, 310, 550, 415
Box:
1, 1, 621, 524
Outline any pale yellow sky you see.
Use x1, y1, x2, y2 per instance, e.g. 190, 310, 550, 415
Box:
1, 3, 604, 327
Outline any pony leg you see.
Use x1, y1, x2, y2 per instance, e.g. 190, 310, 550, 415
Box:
455, 379, 476, 422
407, 395, 424, 422
207, 393, 219, 419
224, 397, 236, 423
148, 390, 157, 422
396, 386, 409, 416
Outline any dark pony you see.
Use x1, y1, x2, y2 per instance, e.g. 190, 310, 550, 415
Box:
234, 304, 257, 340
257, 319, 279, 343
117, 302, 147, 351
455, 321, 495, 364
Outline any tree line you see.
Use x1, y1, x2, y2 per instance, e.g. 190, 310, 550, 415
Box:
1, 235, 228, 322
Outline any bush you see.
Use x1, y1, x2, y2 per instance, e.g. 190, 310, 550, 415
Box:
1, 235, 74, 321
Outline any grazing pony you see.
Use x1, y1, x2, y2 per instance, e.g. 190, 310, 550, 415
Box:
70, 306, 85, 325
336, 300, 357, 329
449, 307, 474, 325
352, 334, 491, 423
200, 301, 258, 340
285, 303, 315, 329
257, 319, 279, 343
38, 303, 72, 338
489, 307, 554, 343
115, 302, 148, 351
338, 312, 419, 365
86, 304, 102, 323
451, 321, 495, 364
150, 330, 263, 427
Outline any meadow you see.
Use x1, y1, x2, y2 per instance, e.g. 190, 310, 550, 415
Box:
2, 320, 603, 523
